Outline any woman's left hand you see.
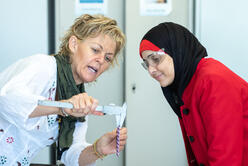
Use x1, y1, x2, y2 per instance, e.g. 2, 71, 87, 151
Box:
96, 127, 127, 155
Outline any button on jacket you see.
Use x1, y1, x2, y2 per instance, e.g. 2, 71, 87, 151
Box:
179, 58, 248, 166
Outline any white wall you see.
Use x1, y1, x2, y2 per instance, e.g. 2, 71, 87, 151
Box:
195, 0, 248, 81
125, 0, 190, 165
0, 0, 51, 164
0, 0, 48, 72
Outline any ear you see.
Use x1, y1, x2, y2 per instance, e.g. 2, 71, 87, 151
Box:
68, 35, 78, 53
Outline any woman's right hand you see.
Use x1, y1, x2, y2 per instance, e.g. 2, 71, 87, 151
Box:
59, 93, 104, 117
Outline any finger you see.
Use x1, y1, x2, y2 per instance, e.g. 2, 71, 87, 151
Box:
71, 97, 80, 111
108, 130, 117, 139
78, 94, 86, 113
119, 140, 127, 146
120, 127, 127, 131
90, 98, 104, 115
120, 128, 127, 134
119, 144, 126, 149
68, 99, 75, 109
119, 134, 127, 140
67, 99, 79, 114
112, 128, 117, 134
90, 97, 99, 111
119, 145, 126, 151
91, 111, 104, 116
70, 112, 86, 117
63, 108, 72, 115
81, 93, 92, 114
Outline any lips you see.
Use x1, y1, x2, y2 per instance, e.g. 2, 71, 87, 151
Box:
88, 66, 98, 73
153, 73, 163, 80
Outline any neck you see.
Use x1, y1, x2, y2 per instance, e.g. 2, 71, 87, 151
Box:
71, 64, 83, 85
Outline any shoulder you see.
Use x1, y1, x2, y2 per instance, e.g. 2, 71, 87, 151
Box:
21, 54, 56, 74
196, 58, 226, 77
0, 54, 57, 83
194, 58, 233, 84
29, 54, 57, 80
23, 54, 56, 67
190, 58, 245, 93
184, 58, 234, 97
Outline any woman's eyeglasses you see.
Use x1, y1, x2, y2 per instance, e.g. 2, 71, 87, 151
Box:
141, 49, 166, 70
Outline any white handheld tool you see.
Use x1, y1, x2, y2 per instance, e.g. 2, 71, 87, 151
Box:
37, 100, 127, 124
38, 100, 127, 157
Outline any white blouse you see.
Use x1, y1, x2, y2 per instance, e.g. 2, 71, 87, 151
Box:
0, 54, 95, 166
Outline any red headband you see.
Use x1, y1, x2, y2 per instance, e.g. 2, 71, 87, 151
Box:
139, 39, 161, 59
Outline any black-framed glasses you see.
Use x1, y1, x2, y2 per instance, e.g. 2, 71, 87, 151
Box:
141, 49, 167, 70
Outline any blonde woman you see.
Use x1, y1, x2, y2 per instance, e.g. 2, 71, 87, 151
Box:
0, 14, 127, 166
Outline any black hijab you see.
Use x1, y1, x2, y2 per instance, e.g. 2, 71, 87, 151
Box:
139, 22, 208, 118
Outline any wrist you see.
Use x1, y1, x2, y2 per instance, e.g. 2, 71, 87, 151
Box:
93, 139, 106, 159
59, 108, 69, 117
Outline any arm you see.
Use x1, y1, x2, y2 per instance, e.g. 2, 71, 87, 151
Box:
29, 105, 62, 117
61, 118, 127, 166
199, 75, 243, 165
29, 93, 103, 118
78, 128, 127, 166
0, 55, 101, 120
0, 55, 56, 129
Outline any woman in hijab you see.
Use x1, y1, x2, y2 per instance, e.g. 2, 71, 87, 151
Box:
139, 22, 248, 166
0, 14, 127, 166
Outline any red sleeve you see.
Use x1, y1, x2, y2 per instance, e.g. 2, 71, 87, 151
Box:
199, 74, 243, 166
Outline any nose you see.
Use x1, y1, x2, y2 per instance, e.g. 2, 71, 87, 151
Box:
96, 53, 105, 64
148, 65, 157, 75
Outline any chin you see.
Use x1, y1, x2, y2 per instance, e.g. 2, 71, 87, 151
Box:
85, 77, 98, 83
84, 79, 95, 83
160, 81, 170, 87
81, 73, 97, 83
160, 84, 167, 87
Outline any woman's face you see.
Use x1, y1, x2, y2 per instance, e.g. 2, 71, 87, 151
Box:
141, 50, 175, 87
69, 34, 116, 84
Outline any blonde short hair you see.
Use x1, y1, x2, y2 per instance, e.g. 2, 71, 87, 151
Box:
58, 14, 125, 65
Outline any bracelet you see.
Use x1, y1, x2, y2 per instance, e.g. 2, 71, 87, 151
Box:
60, 108, 69, 117
93, 139, 106, 160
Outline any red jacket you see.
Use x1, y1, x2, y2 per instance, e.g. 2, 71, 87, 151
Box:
179, 58, 248, 166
